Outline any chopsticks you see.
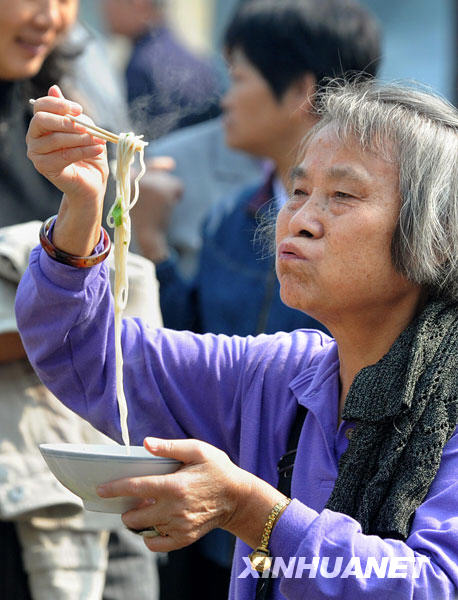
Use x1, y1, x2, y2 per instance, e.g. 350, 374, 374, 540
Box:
68, 114, 119, 144
29, 99, 147, 151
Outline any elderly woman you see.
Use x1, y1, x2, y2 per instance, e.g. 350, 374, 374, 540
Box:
17, 81, 457, 599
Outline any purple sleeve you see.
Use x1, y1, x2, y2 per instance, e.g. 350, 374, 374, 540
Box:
269, 430, 458, 599
15, 246, 248, 459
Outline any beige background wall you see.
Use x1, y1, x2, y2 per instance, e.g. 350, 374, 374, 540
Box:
165, 0, 216, 54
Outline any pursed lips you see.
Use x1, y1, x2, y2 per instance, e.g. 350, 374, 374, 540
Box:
277, 241, 309, 261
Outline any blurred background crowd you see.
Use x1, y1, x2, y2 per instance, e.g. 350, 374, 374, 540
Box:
0, 0, 456, 599
83, 0, 456, 101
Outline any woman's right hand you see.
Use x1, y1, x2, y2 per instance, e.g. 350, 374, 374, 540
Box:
26, 85, 109, 256
26, 84, 108, 207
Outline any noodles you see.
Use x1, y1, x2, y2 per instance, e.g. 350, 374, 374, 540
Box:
107, 133, 146, 447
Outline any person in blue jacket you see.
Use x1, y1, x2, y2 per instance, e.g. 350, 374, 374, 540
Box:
135, 0, 381, 337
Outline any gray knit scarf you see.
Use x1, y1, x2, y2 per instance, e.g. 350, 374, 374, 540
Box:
324, 299, 458, 540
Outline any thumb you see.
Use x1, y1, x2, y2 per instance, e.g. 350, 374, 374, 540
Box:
47, 84, 83, 117
144, 437, 208, 464
48, 84, 65, 99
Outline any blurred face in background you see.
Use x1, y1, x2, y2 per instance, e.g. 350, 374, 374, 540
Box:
101, 0, 159, 38
221, 48, 312, 160
0, 0, 78, 81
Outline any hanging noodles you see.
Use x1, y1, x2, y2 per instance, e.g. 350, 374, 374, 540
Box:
107, 133, 146, 447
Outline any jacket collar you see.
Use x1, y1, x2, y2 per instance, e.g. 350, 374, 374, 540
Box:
246, 164, 277, 216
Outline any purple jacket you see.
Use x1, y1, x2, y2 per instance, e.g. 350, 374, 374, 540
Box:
16, 247, 458, 599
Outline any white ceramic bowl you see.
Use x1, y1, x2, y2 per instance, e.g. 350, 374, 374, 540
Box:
39, 443, 181, 514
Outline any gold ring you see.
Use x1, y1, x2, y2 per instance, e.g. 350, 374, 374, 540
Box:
127, 525, 161, 538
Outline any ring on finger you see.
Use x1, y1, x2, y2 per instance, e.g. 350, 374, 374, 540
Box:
127, 525, 168, 538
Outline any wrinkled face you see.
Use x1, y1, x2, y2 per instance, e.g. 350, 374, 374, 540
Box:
275, 123, 420, 327
0, 0, 78, 80
221, 49, 300, 157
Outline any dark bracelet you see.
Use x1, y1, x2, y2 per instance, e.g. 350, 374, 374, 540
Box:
39, 215, 111, 268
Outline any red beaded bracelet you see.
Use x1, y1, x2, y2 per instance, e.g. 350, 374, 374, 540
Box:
39, 215, 111, 268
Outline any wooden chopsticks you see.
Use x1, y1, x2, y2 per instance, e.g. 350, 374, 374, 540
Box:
67, 114, 119, 144
29, 99, 147, 151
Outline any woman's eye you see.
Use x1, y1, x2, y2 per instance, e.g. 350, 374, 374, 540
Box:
334, 191, 353, 199
292, 188, 307, 197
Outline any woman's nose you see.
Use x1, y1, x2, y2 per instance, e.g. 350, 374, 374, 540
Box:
33, 0, 65, 30
287, 198, 324, 239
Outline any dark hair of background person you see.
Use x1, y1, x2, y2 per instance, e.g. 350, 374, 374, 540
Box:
224, 0, 382, 99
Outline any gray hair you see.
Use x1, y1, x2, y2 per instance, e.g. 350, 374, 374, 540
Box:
301, 80, 458, 302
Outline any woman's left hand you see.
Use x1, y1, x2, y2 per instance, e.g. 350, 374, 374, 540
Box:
96, 437, 282, 552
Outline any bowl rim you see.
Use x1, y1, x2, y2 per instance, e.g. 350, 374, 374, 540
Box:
39, 443, 181, 463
